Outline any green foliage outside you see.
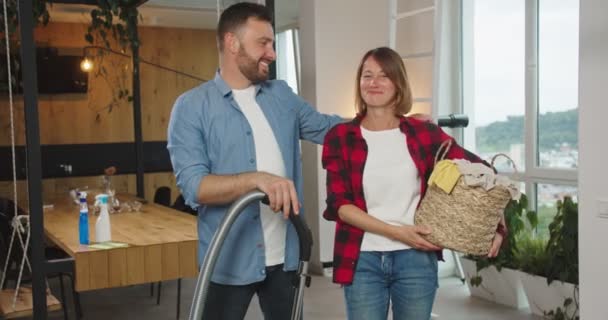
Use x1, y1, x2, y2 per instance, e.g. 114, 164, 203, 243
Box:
476, 109, 578, 153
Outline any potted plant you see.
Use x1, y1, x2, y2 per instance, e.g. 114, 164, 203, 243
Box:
460, 193, 537, 308
519, 196, 579, 319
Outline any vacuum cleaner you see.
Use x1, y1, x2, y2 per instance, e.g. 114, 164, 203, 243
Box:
188, 190, 313, 320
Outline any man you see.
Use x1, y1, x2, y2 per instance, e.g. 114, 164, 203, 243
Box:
167, 2, 341, 319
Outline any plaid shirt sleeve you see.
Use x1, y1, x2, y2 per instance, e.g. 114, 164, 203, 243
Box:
321, 125, 352, 221
321, 124, 368, 284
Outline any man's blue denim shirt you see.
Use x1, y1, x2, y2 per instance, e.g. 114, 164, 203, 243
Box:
167, 72, 342, 285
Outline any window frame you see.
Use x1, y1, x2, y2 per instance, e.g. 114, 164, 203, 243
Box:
459, 0, 578, 211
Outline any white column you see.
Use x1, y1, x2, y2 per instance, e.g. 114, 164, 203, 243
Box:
578, 0, 608, 318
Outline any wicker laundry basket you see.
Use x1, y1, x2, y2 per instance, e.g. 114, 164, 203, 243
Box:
414, 140, 514, 256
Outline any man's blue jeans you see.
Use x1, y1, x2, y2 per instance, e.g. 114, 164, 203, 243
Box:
343, 249, 438, 320
202, 264, 296, 320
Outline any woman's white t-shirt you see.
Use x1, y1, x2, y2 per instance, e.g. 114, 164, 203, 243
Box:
360, 127, 421, 252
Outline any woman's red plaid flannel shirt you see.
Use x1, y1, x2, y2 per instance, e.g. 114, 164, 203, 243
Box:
321, 114, 498, 285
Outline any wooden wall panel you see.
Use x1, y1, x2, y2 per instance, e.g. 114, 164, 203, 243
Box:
0, 22, 217, 146
139, 26, 218, 140
0, 22, 217, 206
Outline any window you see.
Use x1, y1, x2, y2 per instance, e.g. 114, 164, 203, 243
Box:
275, 28, 300, 94
463, 0, 526, 171
461, 0, 579, 227
536, 183, 577, 237
538, 0, 579, 169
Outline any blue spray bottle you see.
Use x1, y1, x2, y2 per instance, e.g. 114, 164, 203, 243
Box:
78, 192, 90, 245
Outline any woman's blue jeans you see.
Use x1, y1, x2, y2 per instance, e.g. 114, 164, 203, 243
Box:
343, 249, 438, 320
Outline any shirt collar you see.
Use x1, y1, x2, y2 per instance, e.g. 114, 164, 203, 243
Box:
350, 111, 410, 134
213, 70, 264, 97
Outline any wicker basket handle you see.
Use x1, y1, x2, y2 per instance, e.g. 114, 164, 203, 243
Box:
434, 139, 453, 165
490, 153, 519, 174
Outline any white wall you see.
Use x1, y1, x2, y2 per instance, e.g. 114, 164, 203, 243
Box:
578, 0, 608, 318
299, 0, 390, 272
392, 0, 436, 117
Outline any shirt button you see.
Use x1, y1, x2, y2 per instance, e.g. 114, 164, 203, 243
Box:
246, 131, 252, 136
249, 159, 255, 164
260, 269, 266, 275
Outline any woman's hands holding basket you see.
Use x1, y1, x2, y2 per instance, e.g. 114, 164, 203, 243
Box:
487, 216, 506, 258
389, 225, 442, 251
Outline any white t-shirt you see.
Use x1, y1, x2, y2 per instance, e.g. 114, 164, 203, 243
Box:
360, 127, 421, 252
232, 86, 287, 266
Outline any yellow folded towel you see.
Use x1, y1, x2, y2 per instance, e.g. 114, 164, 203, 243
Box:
428, 160, 461, 194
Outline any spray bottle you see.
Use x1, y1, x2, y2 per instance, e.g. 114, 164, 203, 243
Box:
95, 194, 112, 243
78, 192, 89, 245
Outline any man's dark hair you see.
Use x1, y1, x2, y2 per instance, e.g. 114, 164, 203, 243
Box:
217, 2, 273, 52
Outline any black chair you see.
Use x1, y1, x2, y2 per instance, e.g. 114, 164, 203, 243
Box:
153, 186, 172, 207
172, 194, 197, 216
0, 198, 83, 320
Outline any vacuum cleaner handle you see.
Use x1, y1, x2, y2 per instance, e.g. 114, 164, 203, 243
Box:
189, 190, 313, 320
261, 196, 313, 262
262, 195, 313, 320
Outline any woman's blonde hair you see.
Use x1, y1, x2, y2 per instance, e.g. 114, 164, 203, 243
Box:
354, 47, 413, 115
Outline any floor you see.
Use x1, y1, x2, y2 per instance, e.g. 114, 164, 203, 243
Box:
20, 274, 539, 320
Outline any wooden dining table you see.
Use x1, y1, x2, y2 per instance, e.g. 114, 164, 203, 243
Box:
43, 194, 198, 292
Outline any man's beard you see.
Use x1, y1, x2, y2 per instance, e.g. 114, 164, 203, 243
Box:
237, 46, 269, 84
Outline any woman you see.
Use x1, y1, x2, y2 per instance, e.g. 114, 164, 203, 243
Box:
322, 47, 506, 320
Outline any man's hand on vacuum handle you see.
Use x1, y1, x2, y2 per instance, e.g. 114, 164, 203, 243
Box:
254, 172, 299, 219
197, 172, 299, 219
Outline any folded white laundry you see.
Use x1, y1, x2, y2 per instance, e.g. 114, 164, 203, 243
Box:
451, 159, 521, 200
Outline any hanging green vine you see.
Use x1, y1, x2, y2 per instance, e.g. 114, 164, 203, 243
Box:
0, 0, 49, 94
0, 0, 50, 39
83, 0, 142, 117
84, 0, 140, 52
0, 0, 141, 113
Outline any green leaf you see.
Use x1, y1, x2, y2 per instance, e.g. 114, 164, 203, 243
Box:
519, 194, 528, 209
526, 210, 538, 229
470, 275, 482, 287
85, 33, 94, 44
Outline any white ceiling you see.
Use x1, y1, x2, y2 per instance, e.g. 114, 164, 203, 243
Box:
48, 0, 299, 31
